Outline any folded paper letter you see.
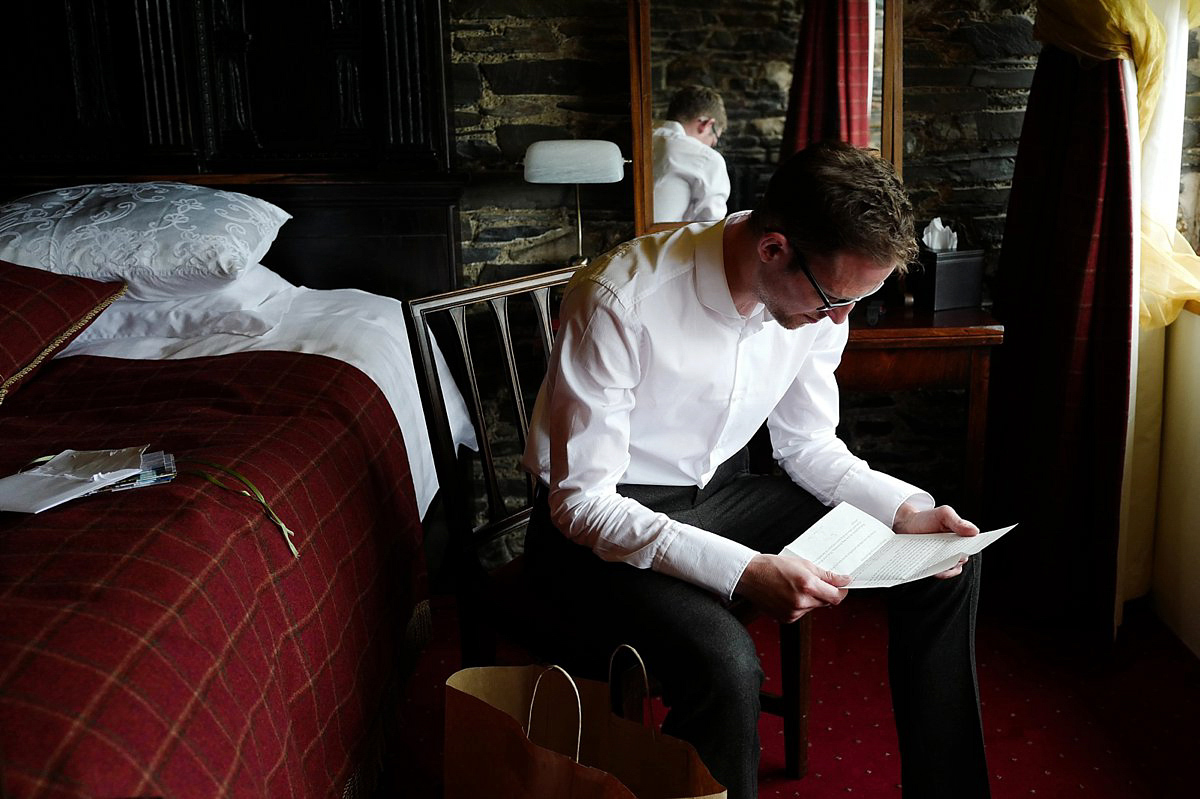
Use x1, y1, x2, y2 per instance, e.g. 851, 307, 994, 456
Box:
782, 502, 1017, 588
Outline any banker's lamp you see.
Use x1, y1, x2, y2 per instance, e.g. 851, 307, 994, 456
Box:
523, 139, 625, 267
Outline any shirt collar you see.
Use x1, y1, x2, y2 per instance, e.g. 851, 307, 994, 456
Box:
693, 212, 766, 328
658, 120, 686, 137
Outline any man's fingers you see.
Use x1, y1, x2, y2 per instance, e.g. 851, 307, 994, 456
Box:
897, 504, 980, 536
942, 508, 980, 536
955, 520, 981, 537
934, 556, 969, 579
807, 569, 851, 605
823, 569, 853, 587
747, 555, 854, 621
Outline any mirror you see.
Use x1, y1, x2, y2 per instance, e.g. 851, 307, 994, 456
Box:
628, 0, 903, 235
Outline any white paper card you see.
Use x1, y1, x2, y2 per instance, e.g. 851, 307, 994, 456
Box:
781, 502, 1017, 588
0, 446, 147, 513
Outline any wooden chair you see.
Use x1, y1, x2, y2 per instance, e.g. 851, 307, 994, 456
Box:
406, 267, 813, 778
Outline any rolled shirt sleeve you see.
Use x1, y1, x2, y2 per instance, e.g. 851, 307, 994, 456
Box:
767, 319, 934, 526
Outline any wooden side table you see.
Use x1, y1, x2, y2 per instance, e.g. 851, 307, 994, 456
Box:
838, 308, 1005, 514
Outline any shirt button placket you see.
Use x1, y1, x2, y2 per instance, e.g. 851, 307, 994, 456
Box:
713, 324, 752, 465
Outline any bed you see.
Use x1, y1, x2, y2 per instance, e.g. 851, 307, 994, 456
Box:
0, 181, 468, 798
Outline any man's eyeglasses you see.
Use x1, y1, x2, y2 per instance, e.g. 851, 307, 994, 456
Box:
796, 252, 884, 312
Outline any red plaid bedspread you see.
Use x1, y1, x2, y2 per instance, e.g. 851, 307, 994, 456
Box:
0, 351, 425, 798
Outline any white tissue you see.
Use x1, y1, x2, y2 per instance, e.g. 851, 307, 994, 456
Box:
922, 217, 958, 252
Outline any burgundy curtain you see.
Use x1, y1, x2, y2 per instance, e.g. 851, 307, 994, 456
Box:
987, 45, 1133, 643
780, 0, 871, 160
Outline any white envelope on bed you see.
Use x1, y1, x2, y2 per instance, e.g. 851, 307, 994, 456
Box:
0, 446, 146, 514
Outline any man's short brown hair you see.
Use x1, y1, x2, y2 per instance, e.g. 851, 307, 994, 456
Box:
666, 85, 728, 135
750, 140, 918, 272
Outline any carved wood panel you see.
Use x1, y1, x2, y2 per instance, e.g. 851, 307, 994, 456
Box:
0, 0, 453, 174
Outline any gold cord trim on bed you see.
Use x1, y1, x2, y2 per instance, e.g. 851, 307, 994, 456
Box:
0, 285, 127, 405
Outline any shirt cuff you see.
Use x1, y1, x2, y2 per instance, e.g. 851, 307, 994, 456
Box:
653, 521, 759, 600
834, 464, 935, 528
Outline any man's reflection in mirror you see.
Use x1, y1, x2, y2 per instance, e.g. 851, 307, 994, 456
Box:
652, 86, 732, 223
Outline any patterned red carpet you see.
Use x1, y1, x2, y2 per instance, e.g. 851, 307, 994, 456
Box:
390, 592, 1199, 798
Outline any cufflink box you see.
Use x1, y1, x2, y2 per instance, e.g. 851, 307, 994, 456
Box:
911, 247, 984, 312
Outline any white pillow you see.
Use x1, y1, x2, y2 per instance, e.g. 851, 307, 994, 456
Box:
77, 264, 297, 341
0, 182, 291, 301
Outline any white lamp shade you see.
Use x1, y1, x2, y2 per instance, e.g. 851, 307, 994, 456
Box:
523, 139, 625, 184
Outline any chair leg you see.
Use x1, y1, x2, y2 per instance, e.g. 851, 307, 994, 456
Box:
779, 614, 812, 779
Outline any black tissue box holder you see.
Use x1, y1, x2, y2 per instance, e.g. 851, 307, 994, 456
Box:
911, 247, 984, 311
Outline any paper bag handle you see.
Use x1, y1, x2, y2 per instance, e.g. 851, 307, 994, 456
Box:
607, 643, 659, 734
526, 664, 583, 762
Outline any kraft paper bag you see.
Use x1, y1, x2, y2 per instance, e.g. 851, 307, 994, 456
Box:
444, 660, 726, 799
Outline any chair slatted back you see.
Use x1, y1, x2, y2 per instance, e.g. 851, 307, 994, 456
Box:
407, 266, 577, 565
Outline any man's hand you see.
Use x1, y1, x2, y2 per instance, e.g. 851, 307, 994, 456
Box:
736, 553, 851, 623
893, 502, 979, 579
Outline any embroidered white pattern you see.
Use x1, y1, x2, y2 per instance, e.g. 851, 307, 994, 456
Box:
0, 182, 291, 300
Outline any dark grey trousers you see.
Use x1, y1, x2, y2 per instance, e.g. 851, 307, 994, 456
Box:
524, 451, 990, 799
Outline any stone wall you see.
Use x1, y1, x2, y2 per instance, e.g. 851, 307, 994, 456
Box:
450, 0, 634, 285
903, 0, 1038, 297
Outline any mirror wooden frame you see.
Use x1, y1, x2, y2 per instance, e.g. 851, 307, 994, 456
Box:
628, 0, 904, 236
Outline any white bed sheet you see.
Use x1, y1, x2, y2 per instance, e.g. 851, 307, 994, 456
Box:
59, 275, 474, 517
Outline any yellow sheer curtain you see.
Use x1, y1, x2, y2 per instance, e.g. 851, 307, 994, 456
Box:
1143, 215, 1200, 326
1033, 2, 1200, 640
1036, 0, 1200, 327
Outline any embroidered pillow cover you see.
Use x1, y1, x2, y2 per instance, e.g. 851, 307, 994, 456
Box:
0, 258, 126, 405
0, 182, 291, 301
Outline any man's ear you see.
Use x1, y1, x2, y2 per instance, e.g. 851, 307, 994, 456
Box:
757, 232, 790, 265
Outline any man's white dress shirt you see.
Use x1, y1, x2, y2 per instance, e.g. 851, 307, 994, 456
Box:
652, 121, 731, 223
522, 215, 933, 599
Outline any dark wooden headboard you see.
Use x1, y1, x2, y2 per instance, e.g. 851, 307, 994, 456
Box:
0, 0, 463, 301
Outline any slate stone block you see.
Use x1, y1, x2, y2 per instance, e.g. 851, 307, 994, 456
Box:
483, 59, 628, 96
952, 16, 1040, 59
454, 111, 481, 128
451, 62, 482, 105
456, 26, 558, 54
975, 110, 1026, 141
969, 68, 1036, 89
476, 224, 555, 243
906, 66, 976, 88
906, 89, 990, 114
